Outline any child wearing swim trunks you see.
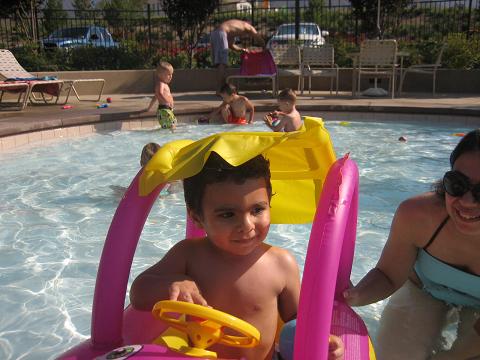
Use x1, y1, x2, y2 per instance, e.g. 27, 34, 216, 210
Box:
144, 61, 177, 131
130, 152, 344, 360
207, 83, 254, 124
264, 88, 302, 132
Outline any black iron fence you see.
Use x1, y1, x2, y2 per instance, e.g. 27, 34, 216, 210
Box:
1, 0, 479, 68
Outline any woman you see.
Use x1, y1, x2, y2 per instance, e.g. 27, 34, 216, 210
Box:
344, 129, 480, 359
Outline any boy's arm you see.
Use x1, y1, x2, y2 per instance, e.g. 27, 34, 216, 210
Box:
277, 248, 300, 323
245, 97, 254, 123
130, 240, 208, 310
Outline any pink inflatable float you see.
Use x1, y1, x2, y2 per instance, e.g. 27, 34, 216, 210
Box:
59, 119, 374, 360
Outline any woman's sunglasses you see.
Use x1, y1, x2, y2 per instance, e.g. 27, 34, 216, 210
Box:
443, 170, 480, 203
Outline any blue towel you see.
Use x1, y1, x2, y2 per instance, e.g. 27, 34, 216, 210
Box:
5, 75, 58, 81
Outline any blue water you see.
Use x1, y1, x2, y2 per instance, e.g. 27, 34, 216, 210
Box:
0, 120, 470, 359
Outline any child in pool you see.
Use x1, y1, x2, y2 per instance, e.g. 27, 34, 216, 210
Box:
130, 152, 344, 360
264, 88, 302, 132
144, 61, 177, 131
110, 142, 181, 198
207, 83, 254, 124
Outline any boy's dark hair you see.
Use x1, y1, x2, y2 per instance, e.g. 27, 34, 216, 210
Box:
433, 128, 480, 197
219, 83, 237, 96
183, 152, 272, 216
140, 142, 161, 167
278, 88, 296, 104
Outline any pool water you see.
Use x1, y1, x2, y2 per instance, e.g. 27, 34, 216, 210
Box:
0, 120, 470, 359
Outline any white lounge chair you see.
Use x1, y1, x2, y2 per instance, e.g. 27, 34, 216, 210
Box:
270, 45, 302, 92
0, 49, 105, 105
301, 45, 339, 95
399, 44, 445, 96
352, 40, 398, 99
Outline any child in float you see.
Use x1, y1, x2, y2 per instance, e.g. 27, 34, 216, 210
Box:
110, 142, 181, 198
130, 152, 344, 360
264, 88, 302, 132
207, 83, 254, 124
144, 61, 177, 131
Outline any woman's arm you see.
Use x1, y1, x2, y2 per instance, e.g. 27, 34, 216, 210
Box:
344, 199, 422, 306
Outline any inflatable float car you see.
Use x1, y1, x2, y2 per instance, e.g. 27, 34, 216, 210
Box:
59, 116, 375, 360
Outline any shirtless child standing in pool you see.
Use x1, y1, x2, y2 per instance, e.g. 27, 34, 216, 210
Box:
207, 83, 254, 125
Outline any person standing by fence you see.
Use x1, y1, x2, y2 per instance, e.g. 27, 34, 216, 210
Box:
210, 19, 265, 94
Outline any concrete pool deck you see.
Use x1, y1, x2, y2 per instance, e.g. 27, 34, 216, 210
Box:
1, 90, 480, 150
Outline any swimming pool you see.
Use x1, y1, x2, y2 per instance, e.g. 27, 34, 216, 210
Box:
0, 120, 470, 359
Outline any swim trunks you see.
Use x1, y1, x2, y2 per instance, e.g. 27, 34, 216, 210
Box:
227, 113, 247, 125
210, 29, 228, 65
157, 105, 177, 129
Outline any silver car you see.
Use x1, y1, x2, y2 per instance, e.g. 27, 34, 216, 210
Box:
266, 22, 329, 49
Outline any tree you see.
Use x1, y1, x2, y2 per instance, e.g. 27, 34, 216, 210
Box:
101, 0, 147, 38
161, 0, 219, 68
43, 0, 68, 34
0, 0, 43, 43
73, 0, 94, 20
349, 0, 413, 38
305, 0, 325, 24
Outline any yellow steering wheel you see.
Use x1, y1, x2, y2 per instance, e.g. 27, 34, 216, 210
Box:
152, 300, 260, 358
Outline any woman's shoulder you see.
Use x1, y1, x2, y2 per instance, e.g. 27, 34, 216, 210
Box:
396, 191, 446, 225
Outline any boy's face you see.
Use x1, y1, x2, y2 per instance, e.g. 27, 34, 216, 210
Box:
158, 69, 173, 84
192, 178, 271, 256
278, 99, 293, 113
220, 92, 234, 103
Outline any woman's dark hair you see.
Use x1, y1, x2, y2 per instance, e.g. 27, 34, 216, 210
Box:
449, 128, 480, 167
183, 152, 272, 216
434, 128, 480, 197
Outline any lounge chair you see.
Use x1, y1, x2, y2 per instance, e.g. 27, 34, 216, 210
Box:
270, 45, 302, 92
0, 49, 105, 105
352, 40, 398, 99
398, 44, 446, 96
0, 81, 30, 110
301, 45, 339, 95
226, 50, 277, 96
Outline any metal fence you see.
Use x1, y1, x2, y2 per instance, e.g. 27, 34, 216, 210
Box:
1, 0, 479, 59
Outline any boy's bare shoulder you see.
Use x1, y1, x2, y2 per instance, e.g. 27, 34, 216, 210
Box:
266, 245, 298, 269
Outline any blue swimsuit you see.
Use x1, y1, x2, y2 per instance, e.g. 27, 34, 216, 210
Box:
414, 216, 480, 308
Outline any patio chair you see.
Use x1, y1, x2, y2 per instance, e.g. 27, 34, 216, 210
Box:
398, 44, 446, 96
270, 45, 302, 92
352, 40, 398, 99
0, 81, 30, 110
301, 45, 339, 95
0, 49, 104, 105
226, 49, 277, 96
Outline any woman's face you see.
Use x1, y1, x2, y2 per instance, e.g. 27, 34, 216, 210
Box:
445, 150, 480, 236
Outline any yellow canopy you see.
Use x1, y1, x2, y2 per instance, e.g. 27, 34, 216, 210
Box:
139, 116, 336, 224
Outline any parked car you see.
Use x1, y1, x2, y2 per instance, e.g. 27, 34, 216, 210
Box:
42, 26, 118, 50
266, 22, 329, 49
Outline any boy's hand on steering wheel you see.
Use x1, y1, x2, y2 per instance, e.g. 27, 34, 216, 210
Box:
169, 280, 209, 307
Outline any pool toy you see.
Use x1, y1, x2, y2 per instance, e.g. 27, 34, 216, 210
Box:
62, 105, 73, 109
58, 117, 374, 360
452, 132, 465, 137
150, 300, 260, 358
96, 103, 108, 108
339, 121, 350, 126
